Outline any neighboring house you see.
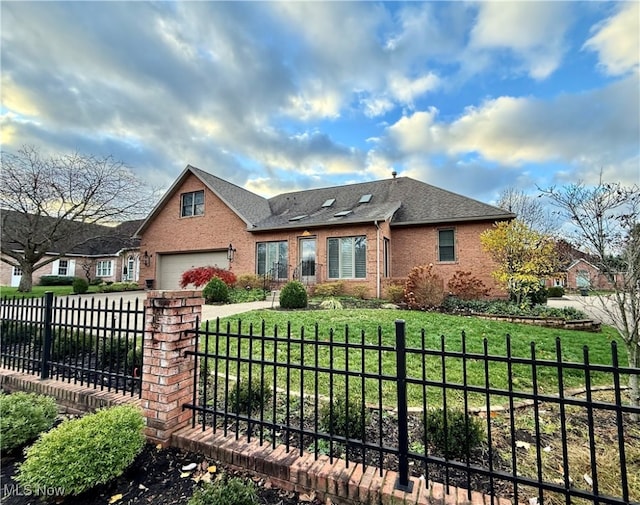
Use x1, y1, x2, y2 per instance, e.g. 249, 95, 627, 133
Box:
135, 166, 515, 297
565, 258, 618, 290
0, 210, 143, 287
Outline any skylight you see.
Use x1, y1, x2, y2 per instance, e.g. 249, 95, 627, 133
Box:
322, 198, 336, 208
334, 210, 352, 217
359, 194, 372, 203
288, 214, 308, 222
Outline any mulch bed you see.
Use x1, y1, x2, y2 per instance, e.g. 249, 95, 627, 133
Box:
1, 442, 320, 505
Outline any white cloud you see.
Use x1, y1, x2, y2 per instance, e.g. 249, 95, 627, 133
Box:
469, 2, 571, 79
583, 2, 640, 76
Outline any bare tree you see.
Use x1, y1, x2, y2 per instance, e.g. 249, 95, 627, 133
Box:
541, 177, 640, 415
1, 146, 154, 292
497, 187, 557, 234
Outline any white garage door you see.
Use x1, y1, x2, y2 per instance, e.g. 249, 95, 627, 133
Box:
157, 252, 229, 290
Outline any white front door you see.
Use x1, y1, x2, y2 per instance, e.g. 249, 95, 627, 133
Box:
10, 266, 22, 287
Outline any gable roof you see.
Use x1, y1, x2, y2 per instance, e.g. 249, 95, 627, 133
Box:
1, 209, 142, 257
135, 166, 515, 235
135, 165, 271, 236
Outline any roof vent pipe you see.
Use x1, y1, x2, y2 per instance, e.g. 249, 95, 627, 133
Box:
392, 170, 397, 179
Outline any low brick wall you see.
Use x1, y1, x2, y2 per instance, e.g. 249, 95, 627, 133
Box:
473, 313, 601, 332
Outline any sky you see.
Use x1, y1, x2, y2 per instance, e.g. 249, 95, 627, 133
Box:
1, 1, 639, 207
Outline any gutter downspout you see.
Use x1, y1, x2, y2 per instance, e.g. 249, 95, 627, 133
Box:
374, 220, 381, 299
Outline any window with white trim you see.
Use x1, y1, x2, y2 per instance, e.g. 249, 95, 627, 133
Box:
256, 241, 288, 280
96, 260, 113, 277
181, 190, 205, 217
57, 259, 69, 276
13, 266, 23, 276
438, 229, 455, 262
328, 236, 367, 279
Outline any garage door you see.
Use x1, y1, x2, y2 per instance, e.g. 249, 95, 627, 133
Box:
157, 252, 229, 290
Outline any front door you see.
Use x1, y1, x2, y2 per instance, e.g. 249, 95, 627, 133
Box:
298, 237, 316, 285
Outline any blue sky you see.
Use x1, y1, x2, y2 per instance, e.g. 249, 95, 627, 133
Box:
1, 1, 638, 206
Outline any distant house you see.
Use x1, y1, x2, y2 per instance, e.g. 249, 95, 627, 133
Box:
565, 258, 619, 290
0, 210, 142, 287
135, 165, 515, 297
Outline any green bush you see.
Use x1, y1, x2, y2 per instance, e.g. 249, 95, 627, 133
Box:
126, 345, 143, 374
236, 274, 265, 290
72, 277, 89, 294
385, 284, 405, 304
279, 281, 307, 309
229, 287, 267, 303
50, 331, 95, 360
547, 286, 565, 298
312, 281, 345, 297
319, 394, 370, 440
39, 275, 74, 286
188, 473, 258, 505
16, 404, 145, 496
229, 380, 272, 414
99, 282, 141, 293
423, 408, 484, 459
203, 277, 230, 303
0, 392, 58, 451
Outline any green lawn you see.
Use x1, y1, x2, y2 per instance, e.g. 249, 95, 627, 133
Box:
203, 309, 627, 410
0, 285, 102, 298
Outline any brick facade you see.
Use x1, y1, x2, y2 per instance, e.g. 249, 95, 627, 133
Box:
139, 173, 505, 297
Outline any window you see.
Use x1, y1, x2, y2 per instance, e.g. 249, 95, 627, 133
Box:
181, 190, 205, 217
438, 229, 455, 262
96, 260, 113, 277
383, 238, 390, 278
328, 236, 367, 279
57, 259, 69, 276
257, 241, 288, 280
12, 266, 22, 276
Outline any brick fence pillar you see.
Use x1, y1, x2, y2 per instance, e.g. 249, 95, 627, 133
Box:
141, 290, 203, 446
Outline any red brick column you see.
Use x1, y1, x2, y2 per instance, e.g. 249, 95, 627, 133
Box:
141, 290, 203, 446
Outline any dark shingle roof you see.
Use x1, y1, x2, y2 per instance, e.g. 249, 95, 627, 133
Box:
252, 176, 514, 230
135, 167, 515, 235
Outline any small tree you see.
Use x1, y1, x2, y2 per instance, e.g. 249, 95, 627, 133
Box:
0, 146, 154, 292
480, 220, 559, 305
404, 264, 445, 309
541, 177, 640, 415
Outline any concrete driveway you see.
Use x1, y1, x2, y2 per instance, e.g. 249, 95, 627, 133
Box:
547, 294, 624, 328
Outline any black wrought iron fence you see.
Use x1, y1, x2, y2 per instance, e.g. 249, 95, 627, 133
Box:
1, 292, 144, 397
183, 318, 640, 505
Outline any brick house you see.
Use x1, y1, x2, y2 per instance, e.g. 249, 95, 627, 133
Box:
135, 166, 515, 298
0, 210, 143, 287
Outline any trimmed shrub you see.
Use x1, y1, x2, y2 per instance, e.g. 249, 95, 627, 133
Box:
180, 266, 237, 289
423, 408, 484, 459
203, 277, 230, 303
188, 473, 258, 505
350, 285, 369, 300
279, 281, 308, 309
99, 282, 141, 293
229, 380, 272, 414
547, 286, 565, 298
404, 264, 445, 309
39, 275, 74, 286
16, 404, 145, 496
0, 392, 58, 451
319, 394, 370, 440
385, 284, 405, 304
312, 281, 345, 298
72, 277, 89, 294
236, 274, 264, 290
447, 271, 490, 300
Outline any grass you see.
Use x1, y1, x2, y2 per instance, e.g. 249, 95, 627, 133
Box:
202, 309, 627, 410
0, 285, 102, 299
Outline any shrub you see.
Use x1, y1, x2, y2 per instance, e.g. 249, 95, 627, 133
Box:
319, 298, 343, 309
126, 345, 143, 374
447, 271, 490, 300
279, 281, 308, 309
312, 281, 345, 297
203, 277, 230, 303
350, 285, 369, 299
547, 286, 565, 298
188, 473, 258, 505
404, 264, 445, 309
99, 282, 141, 293
72, 277, 89, 294
39, 275, 74, 286
229, 287, 267, 303
50, 330, 95, 360
319, 394, 370, 440
423, 408, 484, 460
385, 284, 405, 304
16, 404, 145, 496
236, 274, 264, 290
229, 380, 272, 414
0, 392, 58, 451
180, 266, 237, 289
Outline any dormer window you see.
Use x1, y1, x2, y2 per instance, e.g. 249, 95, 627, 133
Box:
181, 190, 204, 217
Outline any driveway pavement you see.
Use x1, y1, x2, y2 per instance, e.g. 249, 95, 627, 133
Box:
547, 294, 620, 327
